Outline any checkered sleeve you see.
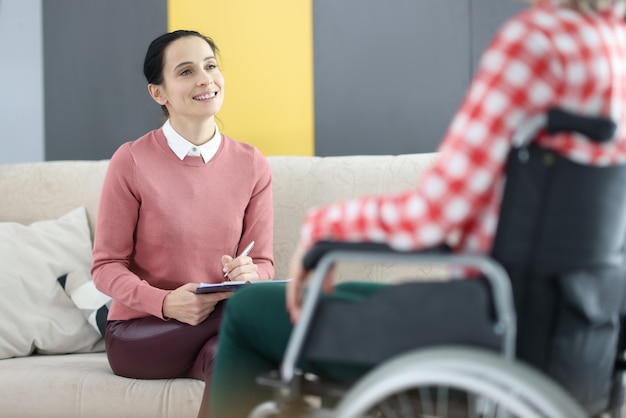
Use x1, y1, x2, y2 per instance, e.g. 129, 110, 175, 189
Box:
301, 13, 561, 252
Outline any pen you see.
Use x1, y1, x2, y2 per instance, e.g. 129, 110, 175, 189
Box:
224, 241, 255, 278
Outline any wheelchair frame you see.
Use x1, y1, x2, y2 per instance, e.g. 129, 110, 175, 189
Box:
251, 109, 622, 418
252, 250, 588, 418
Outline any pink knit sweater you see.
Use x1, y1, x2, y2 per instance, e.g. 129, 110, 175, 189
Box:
91, 129, 274, 320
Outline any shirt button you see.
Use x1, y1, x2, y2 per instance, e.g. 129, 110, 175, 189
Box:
192, 147, 197, 152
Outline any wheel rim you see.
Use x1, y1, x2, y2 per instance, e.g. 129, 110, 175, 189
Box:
334, 348, 587, 418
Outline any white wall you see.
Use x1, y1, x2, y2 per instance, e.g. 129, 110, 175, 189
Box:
0, 0, 44, 163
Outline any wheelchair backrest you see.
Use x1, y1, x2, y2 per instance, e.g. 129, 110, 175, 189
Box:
492, 145, 626, 275
490, 108, 626, 415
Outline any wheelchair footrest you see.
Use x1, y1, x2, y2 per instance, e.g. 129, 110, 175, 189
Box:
256, 370, 352, 400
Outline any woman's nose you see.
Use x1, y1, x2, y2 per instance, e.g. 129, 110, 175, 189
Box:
198, 71, 214, 86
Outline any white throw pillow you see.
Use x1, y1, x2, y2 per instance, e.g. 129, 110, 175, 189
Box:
57, 270, 111, 336
0, 207, 105, 359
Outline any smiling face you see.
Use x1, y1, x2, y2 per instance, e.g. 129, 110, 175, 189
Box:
148, 35, 225, 125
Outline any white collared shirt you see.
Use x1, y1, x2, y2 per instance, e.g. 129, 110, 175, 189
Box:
162, 119, 222, 163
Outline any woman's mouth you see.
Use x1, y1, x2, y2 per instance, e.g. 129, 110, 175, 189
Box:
193, 91, 218, 101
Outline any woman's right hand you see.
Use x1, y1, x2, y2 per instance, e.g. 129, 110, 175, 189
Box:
162, 283, 232, 325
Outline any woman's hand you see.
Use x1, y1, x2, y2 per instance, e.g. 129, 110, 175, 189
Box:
162, 283, 231, 325
221, 254, 259, 281
286, 241, 334, 324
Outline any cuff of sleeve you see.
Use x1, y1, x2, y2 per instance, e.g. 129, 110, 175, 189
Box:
144, 286, 171, 320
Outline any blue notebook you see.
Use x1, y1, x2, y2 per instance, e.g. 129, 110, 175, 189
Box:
195, 279, 290, 294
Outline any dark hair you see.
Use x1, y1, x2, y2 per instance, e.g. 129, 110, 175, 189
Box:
143, 30, 220, 116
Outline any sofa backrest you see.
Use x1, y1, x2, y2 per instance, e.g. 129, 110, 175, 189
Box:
0, 160, 110, 233
269, 154, 437, 279
0, 153, 437, 281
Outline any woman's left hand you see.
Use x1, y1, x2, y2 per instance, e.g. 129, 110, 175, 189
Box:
286, 241, 307, 324
221, 254, 259, 281
286, 240, 334, 324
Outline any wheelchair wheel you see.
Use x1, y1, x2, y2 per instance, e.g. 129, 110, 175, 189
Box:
333, 347, 588, 418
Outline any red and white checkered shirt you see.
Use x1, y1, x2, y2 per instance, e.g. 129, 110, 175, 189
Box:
301, 1, 626, 255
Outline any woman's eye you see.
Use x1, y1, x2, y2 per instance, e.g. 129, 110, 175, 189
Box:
180, 69, 191, 76
207, 64, 218, 70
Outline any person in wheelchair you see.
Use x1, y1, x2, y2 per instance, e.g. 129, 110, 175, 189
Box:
209, 0, 626, 417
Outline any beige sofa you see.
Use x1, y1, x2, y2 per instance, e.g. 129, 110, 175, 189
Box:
0, 153, 436, 418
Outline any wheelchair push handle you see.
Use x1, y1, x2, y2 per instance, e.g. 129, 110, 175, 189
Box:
547, 108, 616, 142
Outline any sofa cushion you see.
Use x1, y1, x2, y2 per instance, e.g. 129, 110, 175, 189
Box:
0, 207, 105, 359
0, 352, 203, 418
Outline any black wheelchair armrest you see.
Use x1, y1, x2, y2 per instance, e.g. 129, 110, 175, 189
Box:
302, 240, 451, 271
513, 108, 616, 148
547, 108, 616, 143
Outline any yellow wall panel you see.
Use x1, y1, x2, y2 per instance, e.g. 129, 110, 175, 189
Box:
167, 0, 314, 156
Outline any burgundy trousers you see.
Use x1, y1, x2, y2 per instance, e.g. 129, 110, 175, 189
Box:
105, 302, 224, 418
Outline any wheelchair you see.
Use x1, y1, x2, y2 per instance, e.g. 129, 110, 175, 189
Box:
251, 108, 626, 418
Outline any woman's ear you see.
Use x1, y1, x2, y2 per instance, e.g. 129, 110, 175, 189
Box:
148, 84, 167, 105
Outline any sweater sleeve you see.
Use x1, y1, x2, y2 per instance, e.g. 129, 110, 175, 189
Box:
239, 149, 274, 279
91, 144, 170, 319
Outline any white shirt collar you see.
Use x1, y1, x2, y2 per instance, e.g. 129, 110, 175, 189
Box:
162, 119, 222, 163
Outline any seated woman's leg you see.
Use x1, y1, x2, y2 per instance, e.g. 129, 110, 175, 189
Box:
105, 301, 224, 379
209, 280, 388, 418
209, 283, 292, 417
105, 302, 225, 418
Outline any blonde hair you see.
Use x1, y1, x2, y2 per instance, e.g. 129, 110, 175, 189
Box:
563, 0, 624, 12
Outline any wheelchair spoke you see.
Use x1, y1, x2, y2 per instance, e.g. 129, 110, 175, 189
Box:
467, 394, 478, 418
397, 390, 417, 416
435, 386, 448, 417
343, 384, 562, 418
418, 387, 435, 416
472, 396, 498, 418
375, 399, 399, 417
365, 386, 488, 418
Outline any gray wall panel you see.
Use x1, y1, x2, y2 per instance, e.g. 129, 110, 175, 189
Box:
313, 0, 526, 156
0, 0, 44, 164
43, 0, 167, 161
314, 0, 471, 156
470, 0, 528, 71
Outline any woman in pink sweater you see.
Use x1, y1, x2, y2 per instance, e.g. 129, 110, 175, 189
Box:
91, 30, 274, 418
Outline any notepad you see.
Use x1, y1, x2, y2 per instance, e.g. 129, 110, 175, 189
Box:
195, 279, 291, 294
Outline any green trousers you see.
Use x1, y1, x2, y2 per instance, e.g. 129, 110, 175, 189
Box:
209, 281, 387, 418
